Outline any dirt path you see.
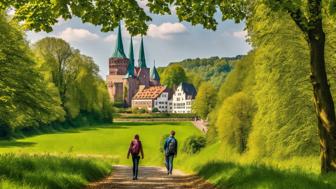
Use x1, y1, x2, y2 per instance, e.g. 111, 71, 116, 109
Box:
87, 165, 216, 189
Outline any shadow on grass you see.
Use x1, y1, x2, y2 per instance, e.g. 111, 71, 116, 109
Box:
197, 161, 336, 189
0, 141, 36, 148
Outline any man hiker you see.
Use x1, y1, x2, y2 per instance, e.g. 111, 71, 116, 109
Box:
127, 134, 144, 180
164, 130, 178, 175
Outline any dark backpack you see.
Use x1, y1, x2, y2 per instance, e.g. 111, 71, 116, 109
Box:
131, 140, 140, 155
167, 138, 176, 155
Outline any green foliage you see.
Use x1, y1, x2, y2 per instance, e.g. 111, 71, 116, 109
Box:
208, 52, 255, 143
152, 107, 159, 113
182, 135, 206, 154
168, 56, 237, 89
33, 37, 113, 121
161, 64, 187, 89
192, 82, 217, 119
1, 0, 151, 34
0, 154, 111, 189
247, 3, 318, 158
216, 92, 255, 153
0, 14, 65, 137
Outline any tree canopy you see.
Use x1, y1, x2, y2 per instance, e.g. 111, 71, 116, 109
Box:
161, 64, 187, 89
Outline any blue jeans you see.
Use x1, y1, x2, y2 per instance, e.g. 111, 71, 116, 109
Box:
165, 155, 174, 174
132, 155, 140, 178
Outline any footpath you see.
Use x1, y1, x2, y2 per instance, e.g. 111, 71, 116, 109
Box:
87, 165, 216, 189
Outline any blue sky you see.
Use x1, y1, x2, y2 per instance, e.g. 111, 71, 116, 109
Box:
26, 7, 251, 77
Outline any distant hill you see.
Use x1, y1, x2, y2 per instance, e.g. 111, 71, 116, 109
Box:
158, 55, 243, 89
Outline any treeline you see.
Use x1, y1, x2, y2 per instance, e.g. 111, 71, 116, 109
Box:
158, 56, 239, 89
199, 3, 336, 160
0, 14, 112, 138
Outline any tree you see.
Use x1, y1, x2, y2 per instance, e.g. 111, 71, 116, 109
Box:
161, 64, 187, 89
33, 37, 112, 120
33, 37, 73, 107
2, 0, 336, 174
0, 14, 64, 137
216, 92, 255, 153
149, 0, 336, 174
192, 82, 217, 119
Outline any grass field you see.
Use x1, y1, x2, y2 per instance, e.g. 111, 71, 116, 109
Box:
2, 121, 336, 189
0, 122, 201, 166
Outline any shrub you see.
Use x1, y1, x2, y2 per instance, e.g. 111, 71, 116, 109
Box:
182, 135, 206, 154
152, 107, 159, 113
138, 109, 147, 114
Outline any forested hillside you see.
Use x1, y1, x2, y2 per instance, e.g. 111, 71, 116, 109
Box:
0, 14, 113, 138
158, 56, 241, 89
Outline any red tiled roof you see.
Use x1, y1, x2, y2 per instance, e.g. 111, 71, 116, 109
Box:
133, 86, 166, 100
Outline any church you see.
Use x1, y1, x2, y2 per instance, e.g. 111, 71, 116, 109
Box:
106, 24, 161, 107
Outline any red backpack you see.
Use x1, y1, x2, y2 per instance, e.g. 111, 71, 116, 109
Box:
131, 140, 140, 155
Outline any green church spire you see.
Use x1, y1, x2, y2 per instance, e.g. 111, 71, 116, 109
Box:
125, 37, 135, 77
138, 37, 147, 68
112, 23, 127, 58
150, 61, 160, 81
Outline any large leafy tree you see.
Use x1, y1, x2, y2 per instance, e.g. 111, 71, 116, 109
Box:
192, 82, 217, 120
161, 64, 187, 89
33, 37, 112, 120
2, 0, 336, 173
0, 14, 65, 137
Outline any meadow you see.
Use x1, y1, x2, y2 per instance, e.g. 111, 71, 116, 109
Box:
1, 121, 336, 189
0, 122, 201, 165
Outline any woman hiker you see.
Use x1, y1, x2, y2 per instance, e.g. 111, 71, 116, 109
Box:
127, 134, 144, 180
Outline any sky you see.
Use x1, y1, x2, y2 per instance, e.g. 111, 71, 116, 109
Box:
25, 5, 251, 77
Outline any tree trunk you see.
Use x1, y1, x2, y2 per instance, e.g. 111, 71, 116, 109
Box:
307, 11, 336, 173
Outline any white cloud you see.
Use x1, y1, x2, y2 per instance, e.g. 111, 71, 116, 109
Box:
232, 30, 248, 39
147, 22, 187, 40
58, 28, 99, 42
104, 34, 117, 43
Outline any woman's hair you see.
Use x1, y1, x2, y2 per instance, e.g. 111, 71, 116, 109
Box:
134, 134, 139, 140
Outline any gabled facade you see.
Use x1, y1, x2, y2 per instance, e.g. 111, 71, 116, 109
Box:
169, 82, 197, 113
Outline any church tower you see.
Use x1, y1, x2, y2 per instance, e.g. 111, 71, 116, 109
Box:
137, 37, 150, 86
106, 23, 129, 103
123, 37, 138, 106
150, 61, 160, 86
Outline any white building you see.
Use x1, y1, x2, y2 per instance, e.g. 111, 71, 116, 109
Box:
169, 82, 197, 113
153, 91, 171, 112
132, 82, 197, 113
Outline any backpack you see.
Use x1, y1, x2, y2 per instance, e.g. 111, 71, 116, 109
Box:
167, 138, 176, 155
131, 140, 140, 155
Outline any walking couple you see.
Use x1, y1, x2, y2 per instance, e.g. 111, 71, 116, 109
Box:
127, 130, 178, 180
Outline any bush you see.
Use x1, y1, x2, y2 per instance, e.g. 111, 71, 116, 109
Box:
152, 107, 159, 113
182, 135, 206, 154
138, 109, 147, 113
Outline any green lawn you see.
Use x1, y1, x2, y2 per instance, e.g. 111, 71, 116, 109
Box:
0, 122, 201, 166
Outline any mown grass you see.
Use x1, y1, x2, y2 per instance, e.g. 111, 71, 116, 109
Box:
0, 154, 112, 189
0, 122, 201, 165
